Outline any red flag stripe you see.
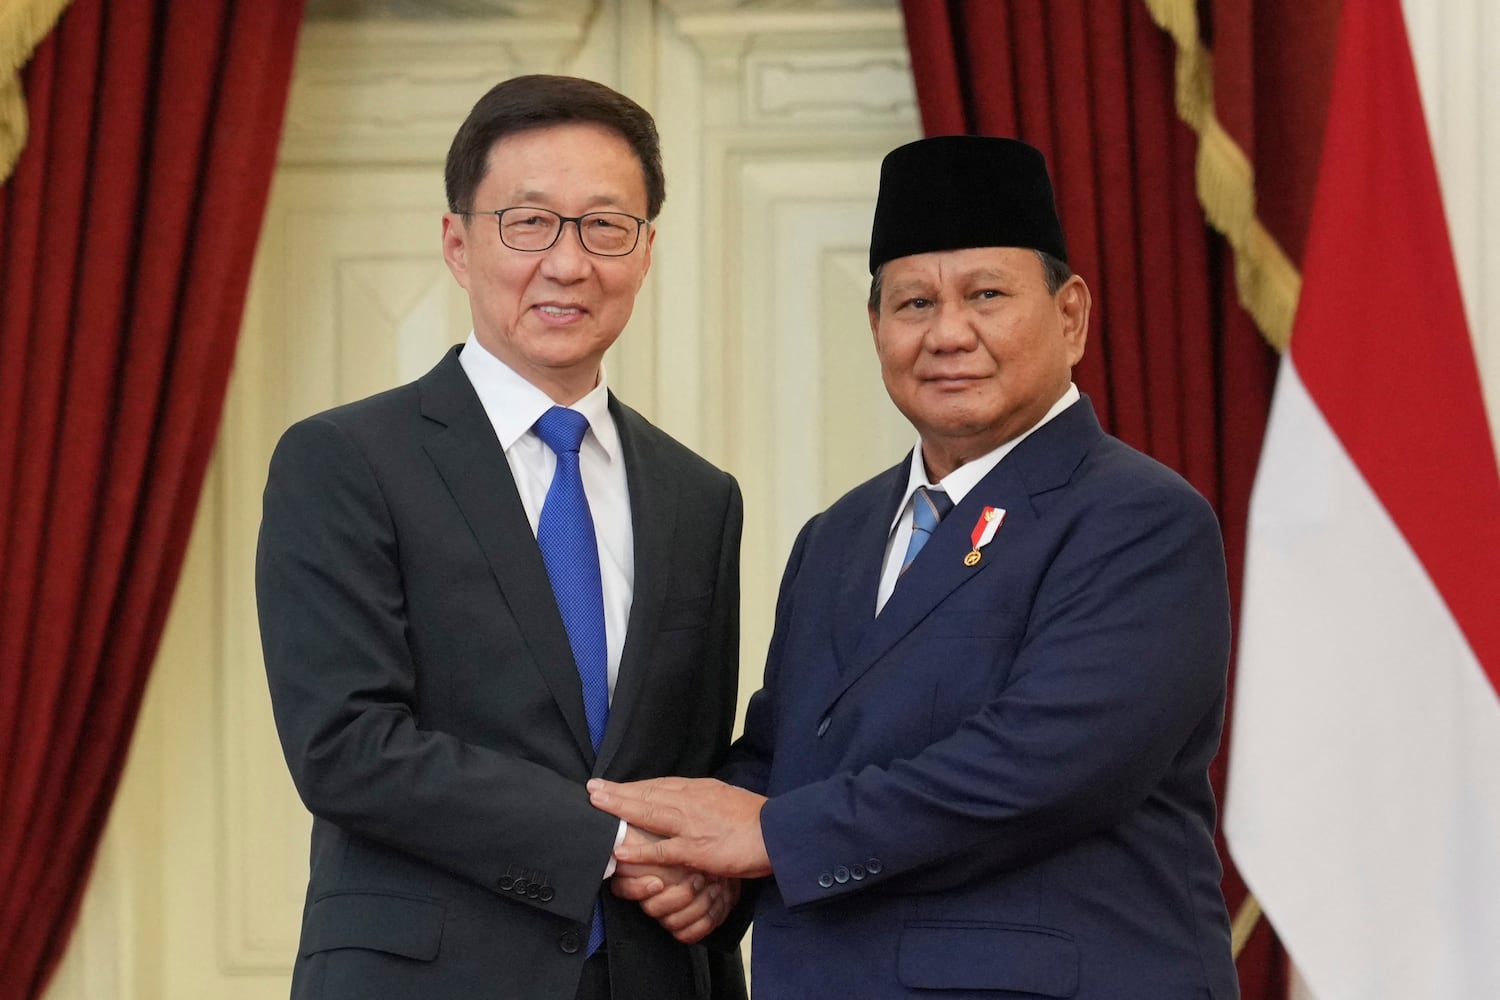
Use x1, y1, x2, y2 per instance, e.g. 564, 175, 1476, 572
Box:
1290, 0, 1500, 689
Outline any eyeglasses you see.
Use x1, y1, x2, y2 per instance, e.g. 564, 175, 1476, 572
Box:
463, 207, 649, 257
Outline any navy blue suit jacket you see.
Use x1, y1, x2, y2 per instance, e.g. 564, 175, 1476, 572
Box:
721, 397, 1238, 999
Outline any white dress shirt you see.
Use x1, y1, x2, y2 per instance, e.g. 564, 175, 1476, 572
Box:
875, 384, 1081, 614
459, 333, 634, 872
458, 333, 634, 698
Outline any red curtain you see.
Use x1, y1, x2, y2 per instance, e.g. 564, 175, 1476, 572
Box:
0, 0, 304, 995
900, 1, 1282, 996
1207, 0, 1342, 270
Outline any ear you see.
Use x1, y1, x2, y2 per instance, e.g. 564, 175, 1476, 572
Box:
637, 223, 656, 287
441, 213, 471, 290
1056, 275, 1091, 366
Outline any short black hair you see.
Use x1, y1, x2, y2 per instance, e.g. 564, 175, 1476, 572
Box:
444, 75, 665, 218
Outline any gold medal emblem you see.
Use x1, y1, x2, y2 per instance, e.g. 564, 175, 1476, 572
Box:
963, 550, 982, 567
983, 508, 1001, 523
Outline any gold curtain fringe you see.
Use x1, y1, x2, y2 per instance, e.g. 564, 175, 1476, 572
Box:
1239, 222, 1300, 351
0, 0, 75, 184
1140, 0, 1300, 353
1, 75, 26, 182
1230, 892, 1264, 960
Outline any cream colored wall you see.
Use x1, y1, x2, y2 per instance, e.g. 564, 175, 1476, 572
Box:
43, 2, 918, 997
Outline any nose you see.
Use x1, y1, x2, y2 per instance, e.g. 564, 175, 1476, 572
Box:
926, 301, 977, 352
538, 220, 592, 282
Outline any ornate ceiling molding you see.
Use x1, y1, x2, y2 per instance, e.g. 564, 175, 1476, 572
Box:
659, 0, 895, 11
306, 0, 596, 21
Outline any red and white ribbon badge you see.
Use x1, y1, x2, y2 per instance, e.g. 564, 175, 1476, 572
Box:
964, 507, 1006, 566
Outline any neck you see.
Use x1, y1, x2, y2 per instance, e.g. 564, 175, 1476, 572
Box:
527, 364, 602, 406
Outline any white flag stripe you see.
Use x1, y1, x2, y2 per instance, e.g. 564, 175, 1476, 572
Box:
1228, 359, 1500, 998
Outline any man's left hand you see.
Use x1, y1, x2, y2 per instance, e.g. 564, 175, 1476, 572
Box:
587, 777, 772, 878
611, 864, 740, 944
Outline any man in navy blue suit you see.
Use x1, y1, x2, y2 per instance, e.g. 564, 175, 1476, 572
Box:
591, 135, 1239, 999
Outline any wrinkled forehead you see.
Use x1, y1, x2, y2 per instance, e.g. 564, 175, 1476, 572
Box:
881, 245, 1043, 286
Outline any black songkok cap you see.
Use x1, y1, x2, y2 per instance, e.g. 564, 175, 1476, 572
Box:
868, 135, 1068, 273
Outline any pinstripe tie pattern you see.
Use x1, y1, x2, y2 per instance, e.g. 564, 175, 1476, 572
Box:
901, 486, 953, 574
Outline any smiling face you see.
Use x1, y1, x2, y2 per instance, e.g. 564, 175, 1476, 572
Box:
441, 122, 654, 403
870, 246, 1090, 480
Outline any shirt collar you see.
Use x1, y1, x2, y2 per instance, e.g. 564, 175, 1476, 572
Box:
458, 331, 621, 461
888, 383, 1081, 533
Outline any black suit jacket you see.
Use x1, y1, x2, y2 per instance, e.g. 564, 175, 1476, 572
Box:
257, 346, 746, 1000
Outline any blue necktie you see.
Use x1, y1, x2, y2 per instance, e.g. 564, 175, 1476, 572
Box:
901, 486, 953, 573
533, 406, 609, 956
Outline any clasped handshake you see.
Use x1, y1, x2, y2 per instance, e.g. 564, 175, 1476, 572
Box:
586, 777, 773, 944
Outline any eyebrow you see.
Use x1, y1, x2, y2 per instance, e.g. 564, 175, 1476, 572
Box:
884, 279, 934, 299
885, 267, 1018, 297
960, 267, 1018, 283
513, 190, 634, 212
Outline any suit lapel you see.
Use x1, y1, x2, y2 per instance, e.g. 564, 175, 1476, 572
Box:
594, 397, 673, 775
831, 461, 911, 669
838, 464, 1030, 690
825, 398, 1104, 711
418, 348, 596, 764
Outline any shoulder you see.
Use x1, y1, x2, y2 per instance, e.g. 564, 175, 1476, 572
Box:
300, 381, 421, 433
1082, 434, 1217, 521
271, 381, 421, 470
796, 457, 909, 545
265, 355, 460, 499
273, 349, 468, 461
1018, 399, 1215, 524
830, 463, 908, 517
609, 395, 739, 499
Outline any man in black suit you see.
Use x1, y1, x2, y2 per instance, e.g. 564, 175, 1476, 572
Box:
256, 75, 745, 1000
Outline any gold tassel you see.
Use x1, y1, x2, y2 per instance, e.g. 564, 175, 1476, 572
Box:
1140, 0, 1301, 353
1231, 893, 1264, 960
0, 0, 76, 184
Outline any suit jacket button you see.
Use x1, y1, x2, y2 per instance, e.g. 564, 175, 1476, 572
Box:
498, 876, 514, 890
816, 716, 830, 737
559, 930, 581, 954
526, 883, 541, 898
514, 881, 531, 895
865, 858, 883, 875
539, 886, 555, 902
850, 864, 866, 881
817, 871, 834, 889
833, 866, 850, 884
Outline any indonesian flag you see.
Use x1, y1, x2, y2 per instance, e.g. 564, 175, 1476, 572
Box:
1225, 1, 1500, 998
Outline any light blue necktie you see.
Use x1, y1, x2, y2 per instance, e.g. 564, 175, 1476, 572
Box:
533, 406, 609, 956
901, 486, 953, 573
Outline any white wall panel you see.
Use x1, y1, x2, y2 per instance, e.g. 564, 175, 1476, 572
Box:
657, 1, 917, 687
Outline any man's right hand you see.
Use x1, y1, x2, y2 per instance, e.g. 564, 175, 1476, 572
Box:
610, 826, 739, 943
